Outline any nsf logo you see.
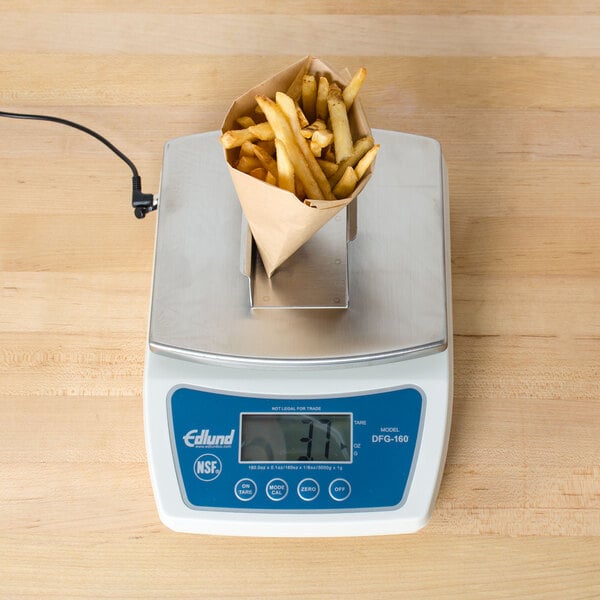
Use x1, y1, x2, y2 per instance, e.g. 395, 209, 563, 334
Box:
193, 454, 222, 482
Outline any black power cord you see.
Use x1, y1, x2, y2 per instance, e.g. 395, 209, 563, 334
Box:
0, 110, 156, 218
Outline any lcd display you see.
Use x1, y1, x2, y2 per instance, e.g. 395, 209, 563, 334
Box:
240, 414, 352, 463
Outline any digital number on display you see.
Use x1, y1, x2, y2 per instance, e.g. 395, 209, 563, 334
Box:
240, 414, 352, 463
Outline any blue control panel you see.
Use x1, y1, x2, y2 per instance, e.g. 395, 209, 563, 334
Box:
169, 386, 424, 511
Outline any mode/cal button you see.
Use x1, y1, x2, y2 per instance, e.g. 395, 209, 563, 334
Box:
266, 478, 288, 501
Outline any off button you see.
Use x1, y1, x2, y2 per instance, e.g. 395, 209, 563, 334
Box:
329, 478, 351, 502
266, 478, 288, 501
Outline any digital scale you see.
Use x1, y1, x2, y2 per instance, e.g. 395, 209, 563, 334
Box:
143, 129, 452, 537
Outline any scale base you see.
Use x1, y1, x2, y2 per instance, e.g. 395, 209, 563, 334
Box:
144, 128, 452, 536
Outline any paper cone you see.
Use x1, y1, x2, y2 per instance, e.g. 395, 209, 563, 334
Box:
221, 56, 374, 277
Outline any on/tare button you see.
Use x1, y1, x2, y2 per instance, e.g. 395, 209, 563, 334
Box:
328, 478, 351, 502
265, 478, 288, 501
234, 478, 257, 502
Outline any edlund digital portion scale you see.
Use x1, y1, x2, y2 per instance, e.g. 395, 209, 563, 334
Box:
144, 129, 452, 537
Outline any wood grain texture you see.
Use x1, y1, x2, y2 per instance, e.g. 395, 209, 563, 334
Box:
1, 2, 599, 598
1, 14, 600, 56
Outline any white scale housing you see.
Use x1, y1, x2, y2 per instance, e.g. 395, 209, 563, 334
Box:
144, 129, 452, 537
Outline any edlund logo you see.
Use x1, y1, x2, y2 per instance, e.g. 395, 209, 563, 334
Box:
183, 428, 235, 448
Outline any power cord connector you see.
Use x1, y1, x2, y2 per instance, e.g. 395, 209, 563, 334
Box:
132, 175, 157, 219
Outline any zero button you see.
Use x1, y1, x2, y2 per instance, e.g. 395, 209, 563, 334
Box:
297, 478, 320, 502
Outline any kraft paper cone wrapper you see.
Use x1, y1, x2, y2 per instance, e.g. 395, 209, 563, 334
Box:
221, 56, 373, 277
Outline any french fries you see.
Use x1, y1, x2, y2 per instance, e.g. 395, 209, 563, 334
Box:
220, 121, 274, 149
236, 155, 262, 174
236, 116, 256, 129
301, 74, 317, 123
333, 166, 358, 199
256, 95, 324, 200
355, 144, 380, 181
252, 144, 278, 180
275, 91, 335, 200
342, 67, 367, 110
220, 65, 376, 201
275, 139, 295, 193
317, 158, 338, 178
328, 136, 375, 188
316, 76, 330, 121
327, 84, 353, 163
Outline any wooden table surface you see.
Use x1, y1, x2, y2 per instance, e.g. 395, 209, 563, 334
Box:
1, 2, 599, 598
